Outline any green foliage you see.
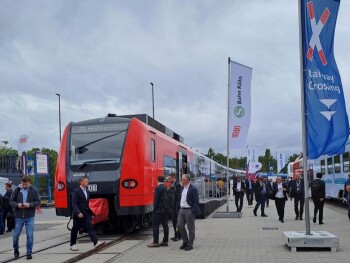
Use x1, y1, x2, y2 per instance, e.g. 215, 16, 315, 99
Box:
207, 148, 300, 173
0, 147, 18, 155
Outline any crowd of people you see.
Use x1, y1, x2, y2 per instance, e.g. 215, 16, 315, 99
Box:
232, 173, 326, 224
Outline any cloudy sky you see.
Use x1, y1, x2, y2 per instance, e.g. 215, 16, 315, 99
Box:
1, 0, 349, 159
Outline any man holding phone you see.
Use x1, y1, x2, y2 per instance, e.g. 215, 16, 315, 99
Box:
10, 176, 40, 260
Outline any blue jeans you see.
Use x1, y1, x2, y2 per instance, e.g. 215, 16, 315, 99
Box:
13, 217, 34, 254
0, 210, 4, 234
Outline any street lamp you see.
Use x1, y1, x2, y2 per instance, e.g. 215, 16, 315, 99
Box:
55, 93, 61, 142
150, 82, 154, 119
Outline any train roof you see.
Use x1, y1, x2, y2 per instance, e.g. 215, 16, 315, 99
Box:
118, 114, 184, 143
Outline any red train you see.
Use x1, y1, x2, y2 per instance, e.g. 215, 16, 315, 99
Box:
55, 114, 198, 232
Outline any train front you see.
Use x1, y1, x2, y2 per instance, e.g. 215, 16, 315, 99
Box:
54, 116, 130, 227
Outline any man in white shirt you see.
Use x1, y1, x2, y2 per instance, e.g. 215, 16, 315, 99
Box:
272, 177, 288, 223
233, 177, 245, 213
177, 174, 201, 251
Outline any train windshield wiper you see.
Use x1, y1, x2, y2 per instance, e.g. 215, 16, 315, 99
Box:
78, 159, 116, 170
75, 129, 127, 154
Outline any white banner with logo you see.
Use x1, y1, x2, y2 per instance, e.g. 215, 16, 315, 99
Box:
229, 61, 252, 149
18, 135, 29, 156
247, 146, 262, 173
276, 152, 286, 173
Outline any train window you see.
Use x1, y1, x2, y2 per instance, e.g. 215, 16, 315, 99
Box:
320, 160, 325, 175
150, 139, 155, 162
163, 156, 176, 176
334, 155, 341, 173
343, 152, 350, 173
327, 157, 333, 174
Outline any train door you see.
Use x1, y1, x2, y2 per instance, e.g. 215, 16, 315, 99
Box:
149, 132, 157, 194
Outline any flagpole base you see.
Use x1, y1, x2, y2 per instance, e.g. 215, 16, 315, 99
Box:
282, 231, 339, 252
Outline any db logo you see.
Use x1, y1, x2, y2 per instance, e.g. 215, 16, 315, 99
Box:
232, 126, 241, 138
234, 106, 245, 118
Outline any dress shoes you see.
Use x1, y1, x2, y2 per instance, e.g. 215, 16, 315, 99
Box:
170, 237, 175, 241
261, 214, 268, 217
27, 254, 32, 260
299, 217, 303, 220
295, 216, 299, 220
147, 243, 160, 248
184, 245, 193, 251
14, 249, 19, 258
173, 237, 181, 242
159, 242, 168, 246
253, 210, 257, 216
180, 243, 187, 249
313, 217, 316, 223
319, 222, 324, 225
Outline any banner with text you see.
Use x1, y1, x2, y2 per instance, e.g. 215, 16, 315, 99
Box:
301, 0, 349, 159
276, 152, 286, 173
229, 61, 252, 149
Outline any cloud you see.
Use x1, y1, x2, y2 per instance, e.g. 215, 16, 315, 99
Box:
0, 0, 349, 161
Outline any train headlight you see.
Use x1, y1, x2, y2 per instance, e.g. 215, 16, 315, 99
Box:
122, 179, 138, 189
56, 182, 66, 191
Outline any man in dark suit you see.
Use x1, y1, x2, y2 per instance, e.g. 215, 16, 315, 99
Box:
148, 176, 169, 247
232, 177, 245, 213
272, 177, 289, 223
3, 183, 14, 232
290, 174, 305, 220
168, 173, 182, 241
245, 177, 254, 206
310, 172, 325, 224
70, 177, 105, 251
177, 174, 201, 251
253, 177, 268, 217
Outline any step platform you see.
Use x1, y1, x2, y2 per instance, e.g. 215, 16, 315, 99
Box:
282, 231, 339, 252
197, 198, 227, 219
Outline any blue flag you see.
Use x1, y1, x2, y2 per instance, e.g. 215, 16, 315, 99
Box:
301, 0, 349, 159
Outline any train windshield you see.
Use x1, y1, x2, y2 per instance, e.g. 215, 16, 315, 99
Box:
70, 122, 129, 166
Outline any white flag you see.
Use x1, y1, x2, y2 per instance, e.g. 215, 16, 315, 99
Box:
229, 61, 252, 149
247, 147, 261, 173
18, 135, 29, 156
276, 152, 286, 173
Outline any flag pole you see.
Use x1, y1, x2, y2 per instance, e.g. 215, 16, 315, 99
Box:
298, 0, 311, 235
226, 57, 231, 213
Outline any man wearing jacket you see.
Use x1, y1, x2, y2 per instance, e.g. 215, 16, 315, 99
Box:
168, 173, 182, 241
272, 177, 289, 223
70, 176, 105, 251
245, 177, 254, 206
232, 177, 245, 213
310, 172, 325, 224
148, 175, 169, 248
10, 176, 40, 260
177, 174, 201, 251
253, 177, 268, 217
3, 183, 14, 232
290, 174, 305, 220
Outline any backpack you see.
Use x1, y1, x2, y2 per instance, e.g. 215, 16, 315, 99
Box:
160, 185, 170, 212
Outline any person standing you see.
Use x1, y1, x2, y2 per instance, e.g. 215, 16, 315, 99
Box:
253, 177, 268, 217
272, 177, 288, 223
10, 176, 40, 260
0, 192, 4, 235
310, 172, 326, 224
264, 178, 272, 208
148, 176, 169, 247
290, 174, 305, 220
177, 174, 201, 251
245, 177, 254, 206
3, 183, 14, 232
345, 176, 350, 221
168, 173, 182, 241
232, 177, 245, 213
70, 177, 105, 251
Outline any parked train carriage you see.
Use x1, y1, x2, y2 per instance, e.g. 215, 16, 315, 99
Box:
315, 141, 350, 200
54, 114, 194, 232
